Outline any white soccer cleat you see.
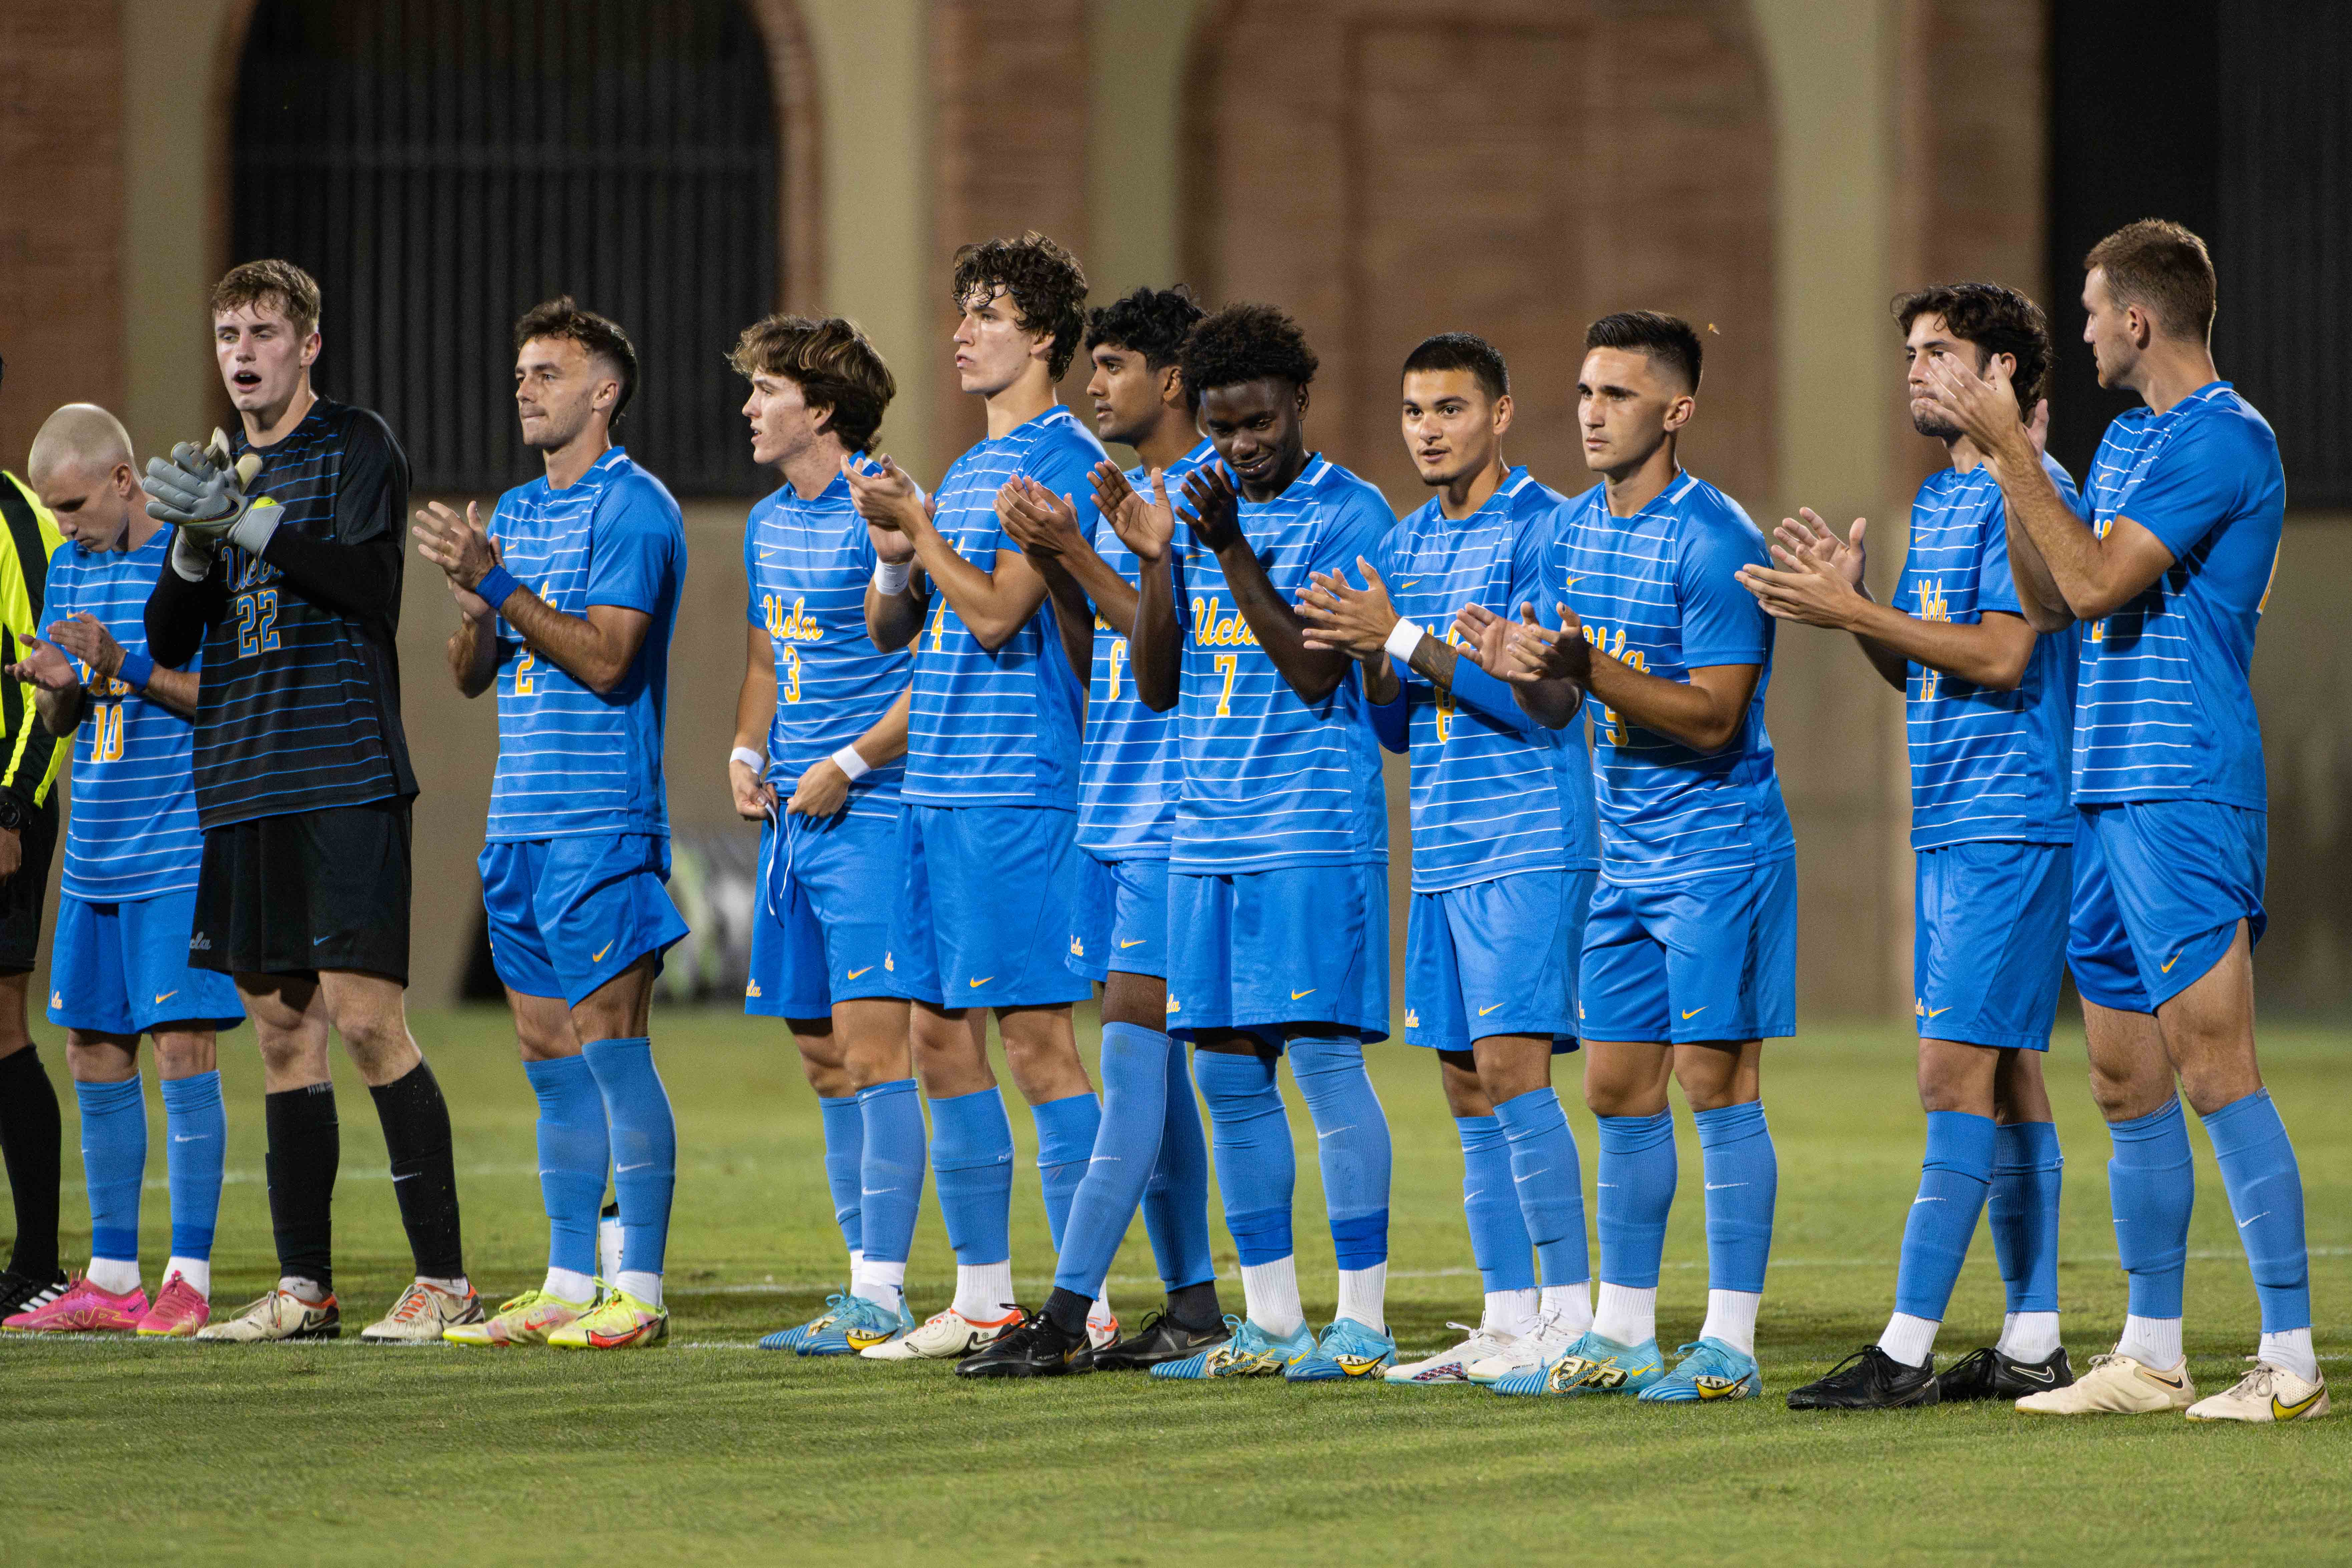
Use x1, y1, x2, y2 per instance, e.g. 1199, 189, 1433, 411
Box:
2016, 1351, 2196, 1415
2185, 1360, 2329, 1423
859, 1304, 1021, 1361
358, 1280, 484, 1344
1388, 1322, 1519, 1386
1087, 1309, 1119, 1353
1465, 1309, 1580, 1386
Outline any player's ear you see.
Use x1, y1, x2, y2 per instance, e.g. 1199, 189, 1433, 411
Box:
1662, 391, 1695, 433
299, 330, 322, 368
808, 401, 836, 438
1158, 363, 1185, 410
1491, 392, 1514, 440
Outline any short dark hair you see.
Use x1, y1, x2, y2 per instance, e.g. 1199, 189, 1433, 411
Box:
213, 259, 322, 338
1893, 282, 2053, 412
2084, 219, 2217, 342
1181, 303, 1319, 398
951, 232, 1090, 380
1086, 286, 1205, 370
1402, 332, 1509, 402
1584, 311, 1702, 393
514, 296, 639, 425
729, 314, 896, 453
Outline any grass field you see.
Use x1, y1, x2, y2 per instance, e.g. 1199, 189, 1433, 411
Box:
3, 1005, 2346, 1565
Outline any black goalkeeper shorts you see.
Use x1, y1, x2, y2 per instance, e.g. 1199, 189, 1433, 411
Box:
191, 797, 412, 984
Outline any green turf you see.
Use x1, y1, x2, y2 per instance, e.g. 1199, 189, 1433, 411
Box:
3, 1007, 2346, 1565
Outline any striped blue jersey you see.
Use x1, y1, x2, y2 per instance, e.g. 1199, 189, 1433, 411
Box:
1546, 472, 1794, 886
1889, 454, 2084, 849
484, 448, 686, 842
1168, 455, 1393, 873
46, 532, 204, 900
1077, 438, 1213, 858
903, 405, 1104, 809
744, 466, 910, 821
2076, 383, 2283, 810
1373, 468, 1598, 891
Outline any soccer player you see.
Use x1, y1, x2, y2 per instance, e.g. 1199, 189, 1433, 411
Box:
722, 314, 923, 1358
850, 233, 1109, 1361
1481, 311, 1790, 1403
1295, 333, 1600, 1387
0, 405, 238, 1337
956, 285, 1228, 1375
414, 299, 686, 1350
141, 259, 475, 1343
1738, 286, 2080, 1409
1918, 221, 2323, 1423
1126, 304, 1400, 1384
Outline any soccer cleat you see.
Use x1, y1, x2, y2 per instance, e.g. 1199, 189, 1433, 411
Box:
1092, 1309, 1232, 1372
1386, 1322, 1519, 1386
134, 1273, 211, 1338
443, 1287, 596, 1347
359, 1280, 484, 1344
1150, 1315, 1316, 1380
1787, 1344, 1934, 1410
2015, 1351, 2196, 1415
195, 1288, 341, 1342
0, 1268, 69, 1323
1087, 1309, 1120, 1353
2184, 1360, 2330, 1423
953, 1308, 1095, 1378
858, 1303, 1019, 1361
1466, 1309, 1581, 1386
1286, 1319, 1398, 1382
2, 1274, 147, 1333
546, 1286, 669, 1350
1935, 1344, 2073, 1403
799, 1293, 913, 1356
758, 1292, 845, 1352
1493, 1331, 1665, 1398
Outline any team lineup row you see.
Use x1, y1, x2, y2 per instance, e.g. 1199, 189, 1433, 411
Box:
0, 217, 2320, 1420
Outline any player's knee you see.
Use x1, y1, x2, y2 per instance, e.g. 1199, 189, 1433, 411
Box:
151, 1032, 216, 1079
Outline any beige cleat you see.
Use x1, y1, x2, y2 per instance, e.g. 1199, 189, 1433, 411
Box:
444, 1288, 596, 1347
194, 1288, 340, 1342
2185, 1360, 2329, 1423
2016, 1351, 2195, 1415
860, 1304, 1021, 1361
360, 1280, 484, 1344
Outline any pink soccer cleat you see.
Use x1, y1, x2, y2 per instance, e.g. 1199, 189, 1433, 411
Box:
4, 1274, 148, 1333
135, 1272, 212, 1338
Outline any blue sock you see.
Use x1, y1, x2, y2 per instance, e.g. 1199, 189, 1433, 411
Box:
1142, 1032, 1216, 1291
158, 1071, 225, 1263
522, 1055, 609, 1281
2106, 1099, 2194, 1320
1495, 1088, 1589, 1288
1031, 1091, 1101, 1254
1596, 1110, 1677, 1289
857, 1079, 925, 1267
929, 1085, 1014, 1267
1288, 1037, 1391, 1270
75, 1076, 147, 1267
1053, 1023, 1165, 1299
580, 1037, 675, 1279
1694, 1102, 1777, 1295
2199, 1089, 2311, 1333
1457, 1115, 1535, 1294
1892, 1110, 1997, 1321
817, 1093, 864, 1263
1193, 1049, 1294, 1266
1990, 1119, 2063, 1313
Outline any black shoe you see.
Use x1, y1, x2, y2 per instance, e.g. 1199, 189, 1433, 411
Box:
1786, 1345, 1942, 1410
1935, 1344, 2073, 1402
954, 1308, 1095, 1378
0, 1266, 69, 1324
1092, 1309, 1232, 1372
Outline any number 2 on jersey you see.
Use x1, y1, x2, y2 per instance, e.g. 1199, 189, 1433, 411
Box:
234, 588, 280, 658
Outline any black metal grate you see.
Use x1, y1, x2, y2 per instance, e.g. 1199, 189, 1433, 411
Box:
232, 0, 781, 496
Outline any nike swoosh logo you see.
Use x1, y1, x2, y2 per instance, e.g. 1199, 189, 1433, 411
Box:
393, 1171, 419, 1182
1562, 575, 1583, 589
617, 1162, 652, 1173
1291, 988, 1315, 1000
1681, 1007, 1706, 1020
2160, 952, 2183, 973
2238, 1211, 2269, 1229
313, 935, 332, 945
1515, 1170, 1546, 1183
2013, 1365, 2057, 1384
1708, 1182, 1748, 1191
1925, 1005, 1953, 1018
846, 966, 874, 979
592, 942, 615, 962
2272, 1387, 2325, 1420
1911, 1196, 1943, 1205
969, 976, 993, 988
1118, 938, 1147, 948
1478, 1003, 1503, 1016
1398, 578, 1423, 587
171, 1133, 208, 1143
2142, 1369, 2186, 1390
1318, 1126, 1353, 1140
154, 990, 177, 1005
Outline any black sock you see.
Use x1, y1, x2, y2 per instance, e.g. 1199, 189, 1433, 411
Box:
1167, 1280, 1222, 1334
0, 1045, 62, 1278
370, 1060, 464, 1279
264, 1082, 339, 1291
1044, 1285, 1092, 1337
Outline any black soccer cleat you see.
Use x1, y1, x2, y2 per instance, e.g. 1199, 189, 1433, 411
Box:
954, 1308, 1095, 1378
1935, 1344, 2074, 1402
1092, 1309, 1233, 1372
0, 1266, 70, 1325
1786, 1345, 1942, 1410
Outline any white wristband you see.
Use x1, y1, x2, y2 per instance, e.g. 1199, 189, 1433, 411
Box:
729, 746, 764, 773
873, 560, 911, 595
1384, 617, 1426, 661
831, 745, 872, 782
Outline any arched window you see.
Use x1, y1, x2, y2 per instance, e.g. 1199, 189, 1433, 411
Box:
232, 0, 783, 494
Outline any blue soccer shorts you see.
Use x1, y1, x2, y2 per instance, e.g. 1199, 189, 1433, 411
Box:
48, 890, 244, 1036
1068, 853, 1170, 982
1165, 861, 1388, 1045
2068, 800, 2266, 1013
746, 810, 901, 1019
1404, 869, 1594, 1055
479, 833, 691, 1008
889, 803, 1092, 1010
1578, 857, 1796, 1044
1913, 839, 2070, 1050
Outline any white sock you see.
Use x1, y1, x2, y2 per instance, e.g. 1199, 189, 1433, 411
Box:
1591, 1282, 1657, 1347
162, 1256, 211, 1300
1335, 1262, 1387, 1330
951, 1260, 1014, 1321
1239, 1255, 1305, 1339
854, 1258, 905, 1311
419, 1275, 470, 1298
1700, 1289, 1762, 1358
1540, 1281, 1594, 1336
1998, 1310, 2062, 1363
1877, 1311, 1940, 1369
1486, 1287, 1540, 1336
2114, 1314, 2183, 1369
542, 1267, 596, 1305
2259, 1327, 2319, 1384
847, 1247, 863, 1289
615, 1270, 662, 1308
86, 1257, 141, 1295
280, 1274, 329, 1303
1090, 1293, 1114, 1325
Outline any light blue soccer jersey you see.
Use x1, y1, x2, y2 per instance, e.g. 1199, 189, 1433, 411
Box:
1373, 467, 1597, 891
1077, 438, 1213, 858
744, 466, 910, 822
1889, 454, 2083, 849
1167, 454, 1393, 873
2076, 382, 2284, 810
1546, 471, 1794, 886
903, 405, 1104, 810
485, 447, 686, 842
45, 531, 205, 901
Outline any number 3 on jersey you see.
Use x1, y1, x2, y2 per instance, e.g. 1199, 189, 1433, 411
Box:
234, 588, 280, 658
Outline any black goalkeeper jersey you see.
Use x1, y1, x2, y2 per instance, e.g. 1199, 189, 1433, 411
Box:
146, 398, 418, 829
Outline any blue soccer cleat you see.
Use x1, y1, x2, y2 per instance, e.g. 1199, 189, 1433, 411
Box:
1638, 1337, 1763, 1403
759, 1291, 845, 1352
798, 1292, 913, 1357
1285, 1318, 1398, 1383
1491, 1331, 1666, 1397
1150, 1316, 1316, 1381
